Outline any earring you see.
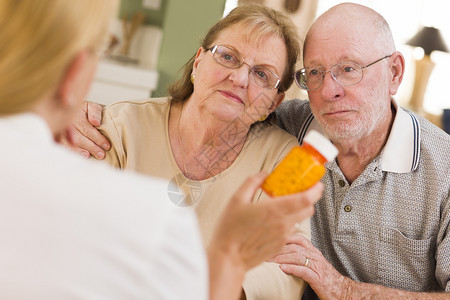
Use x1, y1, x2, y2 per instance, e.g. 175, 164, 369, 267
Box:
190, 73, 195, 84
259, 114, 267, 122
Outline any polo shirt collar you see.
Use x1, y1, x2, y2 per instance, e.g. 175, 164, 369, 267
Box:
297, 99, 420, 174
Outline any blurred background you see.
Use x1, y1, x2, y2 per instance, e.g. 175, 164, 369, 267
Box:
87, 0, 450, 131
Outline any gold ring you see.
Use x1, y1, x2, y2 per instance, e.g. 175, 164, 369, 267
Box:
304, 257, 309, 267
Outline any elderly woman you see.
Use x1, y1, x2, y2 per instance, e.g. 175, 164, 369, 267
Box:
67, 5, 308, 299
0, 1, 323, 299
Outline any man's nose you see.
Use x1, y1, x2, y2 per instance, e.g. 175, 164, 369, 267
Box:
320, 71, 344, 100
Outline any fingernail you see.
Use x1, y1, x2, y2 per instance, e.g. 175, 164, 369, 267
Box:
102, 144, 109, 150
96, 151, 105, 159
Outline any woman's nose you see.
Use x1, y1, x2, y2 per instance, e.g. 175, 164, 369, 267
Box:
229, 64, 250, 89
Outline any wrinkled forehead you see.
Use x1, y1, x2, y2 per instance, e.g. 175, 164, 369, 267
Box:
304, 17, 381, 65
211, 22, 287, 76
304, 4, 391, 62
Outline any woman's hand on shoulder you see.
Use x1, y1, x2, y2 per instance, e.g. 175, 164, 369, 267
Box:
57, 101, 110, 159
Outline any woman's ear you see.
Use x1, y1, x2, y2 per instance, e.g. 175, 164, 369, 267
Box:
269, 91, 285, 112
192, 47, 206, 72
388, 51, 405, 96
57, 50, 96, 108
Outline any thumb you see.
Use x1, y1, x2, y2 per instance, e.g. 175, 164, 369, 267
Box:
271, 182, 323, 215
86, 101, 104, 127
229, 172, 267, 205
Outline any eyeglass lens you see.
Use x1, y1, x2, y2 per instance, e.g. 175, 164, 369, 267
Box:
211, 45, 280, 90
295, 55, 390, 90
296, 62, 363, 91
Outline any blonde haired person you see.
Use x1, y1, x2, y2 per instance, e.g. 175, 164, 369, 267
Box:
63, 4, 311, 299
0, 1, 323, 300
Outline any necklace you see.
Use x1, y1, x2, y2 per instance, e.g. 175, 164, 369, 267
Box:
177, 102, 190, 178
176, 102, 246, 180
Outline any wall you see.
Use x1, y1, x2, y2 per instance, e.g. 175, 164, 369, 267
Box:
155, 0, 226, 96
119, 0, 167, 27
120, 0, 226, 97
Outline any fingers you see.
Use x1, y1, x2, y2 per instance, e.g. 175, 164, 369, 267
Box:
277, 251, 321, 283
66, 125, 106, 159
271, 182, 323, 217
267, 243, 304, 262
214, 173, 320, 272
291, 182, 324, 205
268, 233, 323, 273
279, 263, 313, 278
283, 235, 321, 260
278, 243, 346, 300
229, 172, 267, 205
86, 101, 104, 127
56, 128, 90, 158
284, 206, 315, 228
70, 101, 110, 159
285, 233, 313, 248
273, 244, 321, 283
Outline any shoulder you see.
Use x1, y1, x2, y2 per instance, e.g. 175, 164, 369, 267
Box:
62, 146, 171, 202
416, 113, 450, 167
246, 123, 298, 159
258, 122, 297, 140
250, 122, 297, 144
1, 139, 206, 297
417, 114, 450, 145
104, 97, 170, 120
61, 148, 199, 231
276, 99, 311, 117
100, 97, 170, 133
274, 99, 312, 137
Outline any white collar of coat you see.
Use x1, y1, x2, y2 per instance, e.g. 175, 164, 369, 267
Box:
0, 112, 54, 144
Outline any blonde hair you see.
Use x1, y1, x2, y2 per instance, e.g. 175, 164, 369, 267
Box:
0, 0, 118, 115
168, 4, 301, 103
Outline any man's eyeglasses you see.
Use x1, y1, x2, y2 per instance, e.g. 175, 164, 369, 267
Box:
294, 54, 392, 91
207, 45, 281, 90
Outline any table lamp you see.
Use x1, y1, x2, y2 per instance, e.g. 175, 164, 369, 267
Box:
406, 26, 449, 112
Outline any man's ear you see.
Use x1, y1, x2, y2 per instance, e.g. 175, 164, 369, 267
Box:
269, 91, 285, 112
57, 50, 93, 108
388, 51, 405, 95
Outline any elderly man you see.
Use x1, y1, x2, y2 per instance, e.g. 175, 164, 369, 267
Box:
271, 2, 450, 299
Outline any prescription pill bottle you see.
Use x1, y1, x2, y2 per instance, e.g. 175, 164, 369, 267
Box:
262, 130, 338, 196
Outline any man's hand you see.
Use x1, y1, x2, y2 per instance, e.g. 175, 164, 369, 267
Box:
57, 101, 110, 159
270, 234, 450, 299
268, 234, 349, 300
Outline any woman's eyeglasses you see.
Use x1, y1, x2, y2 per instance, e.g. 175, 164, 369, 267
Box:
207, 45, 281, 90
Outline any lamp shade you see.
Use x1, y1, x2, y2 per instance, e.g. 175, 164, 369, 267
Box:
406, 26, 449, 55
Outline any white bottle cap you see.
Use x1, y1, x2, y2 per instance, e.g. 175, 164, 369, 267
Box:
303, 130, 338, 162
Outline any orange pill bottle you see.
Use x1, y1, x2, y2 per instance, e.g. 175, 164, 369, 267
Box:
262, 130, 338, 197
